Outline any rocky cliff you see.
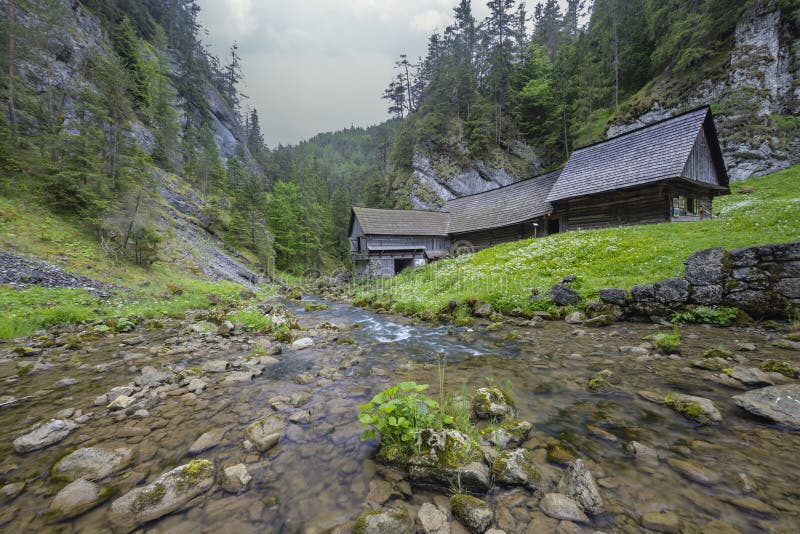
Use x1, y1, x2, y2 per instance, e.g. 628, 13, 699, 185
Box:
608, 1, 799, 180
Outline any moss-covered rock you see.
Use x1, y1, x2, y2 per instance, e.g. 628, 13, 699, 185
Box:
546, 444, 576, 465
491, 448, 539, 486
378, 428, 490, 493
647, 332, 681, 354
587, 369, 617, 392
109, 460, 214, 531
479, 419, 532, 450
353, 505, 414, 534
472, 386, 514, 419
285, 287, 303, 300
691, 357, 730, 371
703, 347, 733, 359
451, 494, 493, 533
760, 359, 799, 377
664, 393, 722, 425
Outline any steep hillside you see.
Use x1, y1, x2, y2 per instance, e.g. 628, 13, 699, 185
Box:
380, 0, 799, 209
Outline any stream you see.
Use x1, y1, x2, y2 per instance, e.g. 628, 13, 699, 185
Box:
0, 296, 799, 533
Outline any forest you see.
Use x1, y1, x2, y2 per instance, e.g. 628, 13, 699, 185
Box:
2, 0, 798, 276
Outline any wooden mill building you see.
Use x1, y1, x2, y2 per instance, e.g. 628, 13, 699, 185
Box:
350, 106, 729, 277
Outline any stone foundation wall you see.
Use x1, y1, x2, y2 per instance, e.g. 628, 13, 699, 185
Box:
600, 242, 800, 319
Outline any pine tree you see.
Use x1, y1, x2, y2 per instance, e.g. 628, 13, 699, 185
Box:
114, 16, 151, 108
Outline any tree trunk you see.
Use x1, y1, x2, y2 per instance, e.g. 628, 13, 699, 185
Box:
122, 189, 142, 252
8, 0, 17, 134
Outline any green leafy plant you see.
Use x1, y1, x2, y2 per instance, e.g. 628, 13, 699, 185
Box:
358, 382, 444, 445
115, 317, 136, 332
647, 330, 681, 354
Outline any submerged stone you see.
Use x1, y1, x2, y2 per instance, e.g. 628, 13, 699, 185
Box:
353, 505, 414, 534
641, 510, 681, 533
664, 393, 722, 425
245, 415, 286, 452
108, 459, 214, 531
52, 446, 134, 481
49, 479, 110, 521
538, 493, 588, 523
13, 419, 78, 454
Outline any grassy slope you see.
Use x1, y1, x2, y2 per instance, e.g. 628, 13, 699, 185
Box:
368, 164, 800, 315
0, 193, 273, 340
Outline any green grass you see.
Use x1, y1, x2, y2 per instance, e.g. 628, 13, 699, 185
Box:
360, 165, 800, 316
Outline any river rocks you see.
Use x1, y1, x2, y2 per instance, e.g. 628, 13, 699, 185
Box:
49, 478, 109, 521
641, 510, 681, 533
1, 482, 24, 502
451, 494, 493, 533
557, 459, 603, 514
724, 496, 777, 517
685, 247, 732, 286
135, 366, 173, 387
474, 304, 493, 318
54, 377, 78, 387
472, 387, 514, 419
288, 410, 311, 424
221, 463, 251, 493
729, 366, 774, 386
109, 460, 214, 531
538, 493, 588, 523
732, 384, 800, 428
245, 415, 286, 452
627, 441, 659, 467
550, 284, 581, 306
418, 502, 449, 534
387, 429, 490, 493
599, 288, 629, 305
588, 369, 616, 392
584, 314, 614, 327
202, 360, 229, 373
492, 449, 538, 486
189, 429, 226, 455
479, 419, 531, 450
666, 458, 721, 489
52, 446, 134, 481
108, 395, 136, 410
224, 371, 254, 384
290, 337, 314, 350
187, 378, 206, 393
564, 311, 585, 324
759, 359, 799, 378
664, 393, 722, 424
13, 419, 78, 453
353, 505, 414, 534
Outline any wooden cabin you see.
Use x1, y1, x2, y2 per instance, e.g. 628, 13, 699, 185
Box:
349, 106, 729, 277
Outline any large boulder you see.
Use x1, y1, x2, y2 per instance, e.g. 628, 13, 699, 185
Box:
49, 479, 110, 521
52, 447, 134, 481
550, 284, 581, 306
732, 384, 800, 429
108, 460, 214, 531
13, 419, 78, 454
472, 387, 514, 419
599, 288, 629, 305
245, 416, 286, 452
451, 494, 493, 533
684, 247, 732, 286
353, 505, 414, 534
557, 459, 604, 514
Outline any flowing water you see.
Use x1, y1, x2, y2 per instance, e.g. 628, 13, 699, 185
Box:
0, 297, 799, 533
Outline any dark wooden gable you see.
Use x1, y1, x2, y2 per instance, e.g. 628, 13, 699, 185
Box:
682, 128, 721, 185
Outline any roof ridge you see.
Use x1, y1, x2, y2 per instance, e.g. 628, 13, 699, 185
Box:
352, 206, 449, 214
572, 105, 710, 153
444, 168, 563, 204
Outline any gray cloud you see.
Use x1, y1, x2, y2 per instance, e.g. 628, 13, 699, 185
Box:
197, 1, 569, 146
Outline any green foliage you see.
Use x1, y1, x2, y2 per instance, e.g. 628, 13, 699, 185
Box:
115, 317, 136, 332
354, 166, 800, 316
358, 382, 444, 445
670, 306, 740, 326
647, 331, 681, 354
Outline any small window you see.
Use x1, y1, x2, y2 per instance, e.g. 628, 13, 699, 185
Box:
672, 196, 687, 217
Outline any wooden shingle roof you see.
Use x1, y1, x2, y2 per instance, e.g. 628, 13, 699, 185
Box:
351, 206, 450, 236
445, 170, 561, 234
547, 106, 728, 202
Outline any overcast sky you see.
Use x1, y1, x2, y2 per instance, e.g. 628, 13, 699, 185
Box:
197, 1, 569, 147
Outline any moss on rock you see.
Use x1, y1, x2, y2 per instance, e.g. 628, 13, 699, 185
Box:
760, 359, 799, 377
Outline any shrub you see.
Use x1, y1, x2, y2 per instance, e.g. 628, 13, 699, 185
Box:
358, 382, 446, 446
115, 317, 136, 332
647, 331, 681, 354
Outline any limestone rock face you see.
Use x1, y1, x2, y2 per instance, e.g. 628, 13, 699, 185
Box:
733, 384, 800, 429
557, 459, 604, 514
13, 419, 78, 453
52, 447, 134, 481
108, 460, 214, 531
